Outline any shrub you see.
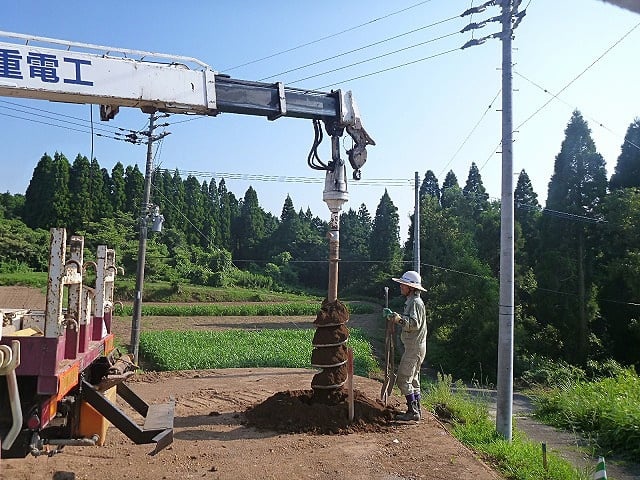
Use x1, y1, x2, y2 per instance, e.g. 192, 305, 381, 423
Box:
533, 368, 640, 458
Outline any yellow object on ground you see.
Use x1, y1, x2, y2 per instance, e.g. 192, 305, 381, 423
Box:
78, 386, 116, 446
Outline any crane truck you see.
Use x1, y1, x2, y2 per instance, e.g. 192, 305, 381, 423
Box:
0, 31, 374, 459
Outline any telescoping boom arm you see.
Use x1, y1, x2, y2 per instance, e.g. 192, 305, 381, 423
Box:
0, 31, 374, 178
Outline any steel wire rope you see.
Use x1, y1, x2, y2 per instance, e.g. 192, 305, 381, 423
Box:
221, 0, 437, 72
259, 15, 460, 82
150, 179, 215, 248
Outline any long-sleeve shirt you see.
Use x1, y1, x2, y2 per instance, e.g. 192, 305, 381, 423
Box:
399, 291, 427, 349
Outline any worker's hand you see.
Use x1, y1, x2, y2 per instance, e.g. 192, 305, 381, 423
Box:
383, 308, 402, 324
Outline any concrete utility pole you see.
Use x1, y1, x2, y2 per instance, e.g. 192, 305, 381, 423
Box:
496, 0, 515, 441
413, 171, 420, 274
130, 112, 169, 364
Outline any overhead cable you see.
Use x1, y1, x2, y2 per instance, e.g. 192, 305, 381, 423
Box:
0, 99, 135, 134
439, 89, 501, 178
0, 102, 128, 136
222, 0, 436, 72
157, 168, 414, 187
289, 32, 460, 86
315, 47, 460, 90
516, 21, 640, 131
0, 110, 132, 143
259, 15, 460, 81
514, 70, 640, 153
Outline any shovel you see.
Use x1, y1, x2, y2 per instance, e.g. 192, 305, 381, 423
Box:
380, 287, 396, 405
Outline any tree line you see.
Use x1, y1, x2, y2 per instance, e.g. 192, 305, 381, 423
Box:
1, 110, 639, 380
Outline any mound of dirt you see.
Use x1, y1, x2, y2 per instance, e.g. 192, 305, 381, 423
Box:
245, 388, 398, 434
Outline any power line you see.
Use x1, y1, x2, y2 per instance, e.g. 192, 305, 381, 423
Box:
315, 47, 461, 90
439, 89, 501, 178
157, 168, 415, 187
0, 102, 127, 136
514, 70, 640, 153
151, 179, 214, 247
0, 110, 83, 134
0, 99, 133, 134
541, 207, 606, 224
0, 110, 123, 141
517, 202, 606, 224
515, 21, 640, 131
289, 32, 460, 86
536, 287, 640, 307
221, 0, 437, 72
259, 15, 460, 82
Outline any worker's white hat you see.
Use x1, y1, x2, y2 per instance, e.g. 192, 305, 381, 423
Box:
392, 270, 426, 291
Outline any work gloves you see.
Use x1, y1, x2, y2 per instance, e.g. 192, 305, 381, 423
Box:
383, 307, 402, 324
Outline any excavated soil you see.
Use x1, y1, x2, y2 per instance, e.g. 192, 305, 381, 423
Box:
245, 389, 397, 435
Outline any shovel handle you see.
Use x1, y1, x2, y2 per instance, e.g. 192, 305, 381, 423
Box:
384, 286, 389, 309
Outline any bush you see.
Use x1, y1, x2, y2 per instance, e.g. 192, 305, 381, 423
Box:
533, 368, 640, 458
516, 354, 586, 388
0, 259, 33, 274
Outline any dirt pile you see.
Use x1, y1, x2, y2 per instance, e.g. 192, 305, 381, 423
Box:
245, 388, 399, 434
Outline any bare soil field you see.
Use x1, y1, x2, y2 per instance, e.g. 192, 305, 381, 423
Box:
0, 286, 502, 479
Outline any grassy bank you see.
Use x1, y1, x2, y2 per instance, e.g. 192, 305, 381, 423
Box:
423, 374, 590, 480
532, 368, 640, 459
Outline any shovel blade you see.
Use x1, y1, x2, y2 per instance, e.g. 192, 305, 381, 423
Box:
386, 373, 396, 396
380, 384, 388, 404
380, 373, 396, 405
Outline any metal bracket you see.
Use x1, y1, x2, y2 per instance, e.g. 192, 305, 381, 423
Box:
81, 379, 175, 455
268, 82, 287, 120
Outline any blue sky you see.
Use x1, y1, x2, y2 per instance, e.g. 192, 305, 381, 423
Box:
1, 1, 639, 240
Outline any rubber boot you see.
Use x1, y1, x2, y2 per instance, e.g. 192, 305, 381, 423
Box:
396, 394, 420, 421
415, 392, 422, 417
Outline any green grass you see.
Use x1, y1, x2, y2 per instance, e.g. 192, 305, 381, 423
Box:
0, 271, 48, 288
119, 301, 374, 317
114, 280, 322, 303
139, 327, 379, 377
422, 374, 590, 480
532, 368, 640, 458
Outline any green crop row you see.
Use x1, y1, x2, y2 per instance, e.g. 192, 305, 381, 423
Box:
139, 327, 379, 377
118, 301, 374, 317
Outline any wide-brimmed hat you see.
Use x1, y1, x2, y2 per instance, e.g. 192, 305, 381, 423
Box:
392, 270, 426, 291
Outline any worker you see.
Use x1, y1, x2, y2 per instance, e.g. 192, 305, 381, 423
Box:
383, 270, 427, 421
